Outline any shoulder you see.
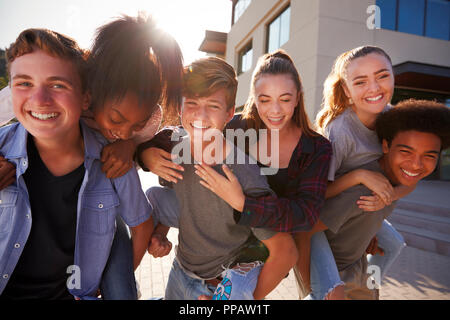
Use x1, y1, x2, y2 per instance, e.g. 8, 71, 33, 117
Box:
296, 133, 332, 159
230, 148, 272, 196
0, 122, 23, 151
324, 110, 354, 140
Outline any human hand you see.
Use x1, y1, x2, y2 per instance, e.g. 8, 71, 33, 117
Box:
365, 236, 384, 256
147, 232, 172, 258
0, 156, 16, 190
194, 163, 245, 212
100, 139, 136, 178
141, 147, 184, 183
357, 193, 386, 212
358, 169, 395, 206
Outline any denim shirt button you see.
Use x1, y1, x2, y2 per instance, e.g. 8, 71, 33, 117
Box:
14, 243, 20, 249
2, 274, 8, 279
98, 203, 104, 209
22, 160, 27, 167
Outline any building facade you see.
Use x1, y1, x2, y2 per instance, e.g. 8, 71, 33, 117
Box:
200, 0, 450, 179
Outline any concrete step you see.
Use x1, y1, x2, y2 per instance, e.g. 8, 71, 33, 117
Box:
395, 199, 450, 219
388, 222, 450, 257
389, 208, 450, 235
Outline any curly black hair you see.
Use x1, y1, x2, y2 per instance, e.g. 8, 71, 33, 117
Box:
375, 99, 450, 150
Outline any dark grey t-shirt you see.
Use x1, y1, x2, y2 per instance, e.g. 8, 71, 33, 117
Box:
321, 160, 396, 270
173, 138, 276, 279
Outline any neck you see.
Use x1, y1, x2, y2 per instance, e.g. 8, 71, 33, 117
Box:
351, 106, 377, 130
32, 126, 85, 176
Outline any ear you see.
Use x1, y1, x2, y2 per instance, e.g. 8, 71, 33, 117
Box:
226, 105, 236, 123
81, 92, 91, 111
382, 139, 389, 154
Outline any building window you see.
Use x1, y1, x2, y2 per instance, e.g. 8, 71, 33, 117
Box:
377, 0, 450, 40
233, 0, 252, 24
267, 6, 291, 53
238, 41, 253, 74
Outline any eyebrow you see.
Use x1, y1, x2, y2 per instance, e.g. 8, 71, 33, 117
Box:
352, 68, 391, 82
396, 144, 440, 154
12, 74, 74, 86
257, 93, 293, 98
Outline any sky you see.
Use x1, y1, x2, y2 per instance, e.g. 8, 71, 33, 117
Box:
0, 0, 232, 64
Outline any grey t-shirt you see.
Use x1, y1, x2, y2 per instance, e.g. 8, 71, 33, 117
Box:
321, 160, 396, 270
172, 137, 276, 279
323, 107, 390, 181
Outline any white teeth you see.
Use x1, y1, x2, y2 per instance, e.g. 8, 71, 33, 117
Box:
269, 117, 283, 122
366, 95, 382, 102
402, 169, 419, 177
31, 111, 58, 120
192, 123, 209, 129
111, 132, 120, 139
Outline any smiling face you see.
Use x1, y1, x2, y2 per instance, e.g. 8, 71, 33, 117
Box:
381, 130, 441, 187
254, 74, 299, 132
343, 53, 394, 125
93, 92, 153, 141
180, 87, 234, 145
10, 49, 88, 142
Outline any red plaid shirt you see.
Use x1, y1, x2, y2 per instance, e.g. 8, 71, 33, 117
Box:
237, 133, 331, 233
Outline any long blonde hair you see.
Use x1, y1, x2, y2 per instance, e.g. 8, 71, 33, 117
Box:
315, 46, 392, 133
241, 49, 317, 137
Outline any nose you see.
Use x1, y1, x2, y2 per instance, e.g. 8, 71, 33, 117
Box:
271, 101, 282, 113
410, 155, 424, 170
30, 86, 52, 106
117, 126, 133, 140
368, 79, 381, 92
194, 106, 208, 121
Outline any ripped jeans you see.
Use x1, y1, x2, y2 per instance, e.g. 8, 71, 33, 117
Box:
146, 186, 263, 300
302, 219, 405, 300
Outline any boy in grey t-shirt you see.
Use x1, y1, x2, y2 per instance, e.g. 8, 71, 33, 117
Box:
140, 57, 298, 300
320, 99, 450, 299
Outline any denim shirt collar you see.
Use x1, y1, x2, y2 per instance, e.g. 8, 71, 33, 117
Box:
5, 120, 106, 164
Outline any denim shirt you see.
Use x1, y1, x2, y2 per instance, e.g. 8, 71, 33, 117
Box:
0, 121, 152, 299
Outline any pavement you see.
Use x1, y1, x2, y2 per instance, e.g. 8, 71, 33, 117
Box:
135, 171, 450, 300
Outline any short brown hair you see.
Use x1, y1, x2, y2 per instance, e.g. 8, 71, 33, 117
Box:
183, 56, 238, 110
375, 99, 450, 150
6, 28, 88, 92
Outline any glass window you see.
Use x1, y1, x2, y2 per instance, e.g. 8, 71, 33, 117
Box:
267, 6, 291, 53
234, 0, 252, 24
398, 0, 425, 36
377, 0, 397, 30
238, 42, 253, 74
425, 0, 450, 40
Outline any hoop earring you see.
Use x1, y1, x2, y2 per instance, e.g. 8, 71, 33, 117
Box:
348, 98, 353, 105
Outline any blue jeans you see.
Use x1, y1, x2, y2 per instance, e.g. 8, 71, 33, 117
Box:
304, 231, 343, 300
165, 259, 218, 300
306, 219, 405, 300
213, 262, 263, 300
367, 219, 406, 279
99, 216, 137, 300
